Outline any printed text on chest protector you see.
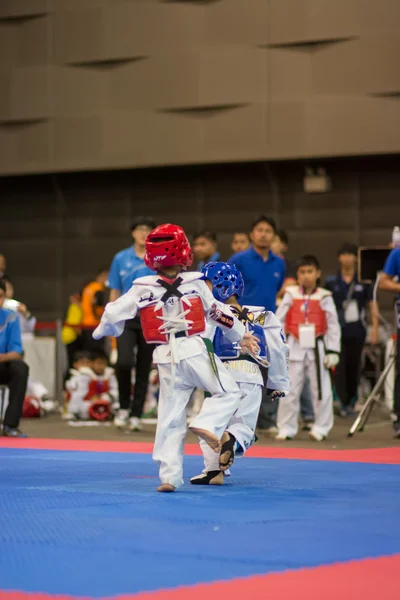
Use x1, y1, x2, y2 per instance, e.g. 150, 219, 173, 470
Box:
227, 361, 259, 375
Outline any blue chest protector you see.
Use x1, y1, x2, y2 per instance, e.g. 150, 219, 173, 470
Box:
213, 309, 267, 361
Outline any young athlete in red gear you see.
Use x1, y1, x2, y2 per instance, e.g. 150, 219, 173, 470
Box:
93, 224, 257, 492
276, 255, 341, 441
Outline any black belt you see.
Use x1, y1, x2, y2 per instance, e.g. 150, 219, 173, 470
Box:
225, 355, 258, 365
175, 331, 187, 339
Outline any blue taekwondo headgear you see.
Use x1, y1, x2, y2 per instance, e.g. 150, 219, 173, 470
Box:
202, 261, 244, 303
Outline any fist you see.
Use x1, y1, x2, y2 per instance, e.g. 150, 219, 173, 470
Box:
324, 353, 340, 369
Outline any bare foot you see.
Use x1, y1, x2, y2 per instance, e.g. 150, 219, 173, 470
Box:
189, 427, 221, 453
219, 431, 235, 472
157, 483, 175, 493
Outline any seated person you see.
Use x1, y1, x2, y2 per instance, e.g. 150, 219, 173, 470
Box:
63, 351, 91, 417
0, 279, 29, 437
66, 350, 118, 421
2, 277, 55, 414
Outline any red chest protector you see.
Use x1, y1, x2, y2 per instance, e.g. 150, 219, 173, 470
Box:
84, 379, 110, 401
140, 295, 205, 344
286, 292, 327, 339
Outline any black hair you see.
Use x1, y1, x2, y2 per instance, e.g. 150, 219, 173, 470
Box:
233, 231, 250, 239
131, 216, 156, 232
276, 229, 289, 246
0, 279, 6, 294
251, 215, 277, 234
337, 243, 358, 257
90, 349, 109, 363
296, 254, 321, 272
193, 231, 217, 243
72, 351, 91, 363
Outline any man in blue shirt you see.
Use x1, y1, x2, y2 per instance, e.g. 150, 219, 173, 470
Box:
228, 216, 286, 312
229, 215, 286, 435
108, 216, 156, 431
0, 279, 29, 437
379, 245, 400, 438
193, 231, 220, 271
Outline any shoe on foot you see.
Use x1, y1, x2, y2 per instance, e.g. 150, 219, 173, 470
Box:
275, 432, 293, 441
308, 430, 326, 442
3, 426, 27, 438
302, 420, 314, 431
128, 416, 143, 431
190, 471, 224, 485
114, 409, 129, 428
393, 422, 400, 439
260, 426, 279, 438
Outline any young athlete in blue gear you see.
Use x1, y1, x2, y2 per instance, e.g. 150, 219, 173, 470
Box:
191, 261, 290, 485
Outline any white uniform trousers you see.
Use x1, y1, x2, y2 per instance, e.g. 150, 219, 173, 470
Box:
152, 346, 241, 489
277, 352, 334, 439
200, 381, 262, 473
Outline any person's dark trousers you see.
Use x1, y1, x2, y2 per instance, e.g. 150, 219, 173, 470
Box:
0, 360, 29, 429
257, 387, 278, 429
335, 335, 365, 408
81, 329, 107, 355
116, 318, 154, 418
394, 326, 400, 419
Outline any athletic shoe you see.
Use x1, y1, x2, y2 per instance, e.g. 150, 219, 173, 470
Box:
393, 422, 400, 439
308, 430, 326, 442
275, 432, 293, 441
260, 425, 279, 438
302, 420, 314, 431
3, 426, 27, 438
113, 409, 129, 428
128, 416, 143, 431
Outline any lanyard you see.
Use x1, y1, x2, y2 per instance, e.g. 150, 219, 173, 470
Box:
339, 274, 356, 308
301, 287, 314, 323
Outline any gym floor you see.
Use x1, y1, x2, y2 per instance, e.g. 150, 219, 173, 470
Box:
0, 410, 399, 600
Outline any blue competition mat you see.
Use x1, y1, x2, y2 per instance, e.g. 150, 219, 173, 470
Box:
0, 448, 399, 598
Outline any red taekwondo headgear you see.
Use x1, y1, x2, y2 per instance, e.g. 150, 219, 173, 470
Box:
145, 224, 193, 271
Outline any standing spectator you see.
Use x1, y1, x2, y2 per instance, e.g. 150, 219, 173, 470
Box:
228, 216, 285, 312
108, 217, 156, 431
0, 254, 6, 278
231, 231, 250, 254
228, 216, 285, 435
0, 279, 29, 437
326, 244, 379, 417
275, 255, 341, 441
272, 232, 314, 428
62, 292, 83, 377
80, 268, 109, 353
271, 230, 297, 292
378, 242, 400, 438
193, 231, 219, 271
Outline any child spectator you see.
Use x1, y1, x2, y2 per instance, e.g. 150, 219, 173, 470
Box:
66, 350, 118, 421
62, 292, 83, 375
276, 255, 341, 441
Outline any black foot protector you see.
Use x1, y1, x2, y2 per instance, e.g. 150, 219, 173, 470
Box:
190, 471, 224, 485
219, 432, 236, 471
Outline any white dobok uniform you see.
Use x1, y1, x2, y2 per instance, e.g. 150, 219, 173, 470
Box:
93, 271, 245, 489
199, 305, 290, 473
68, 366, 118, 419
276, 286, 341, 439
